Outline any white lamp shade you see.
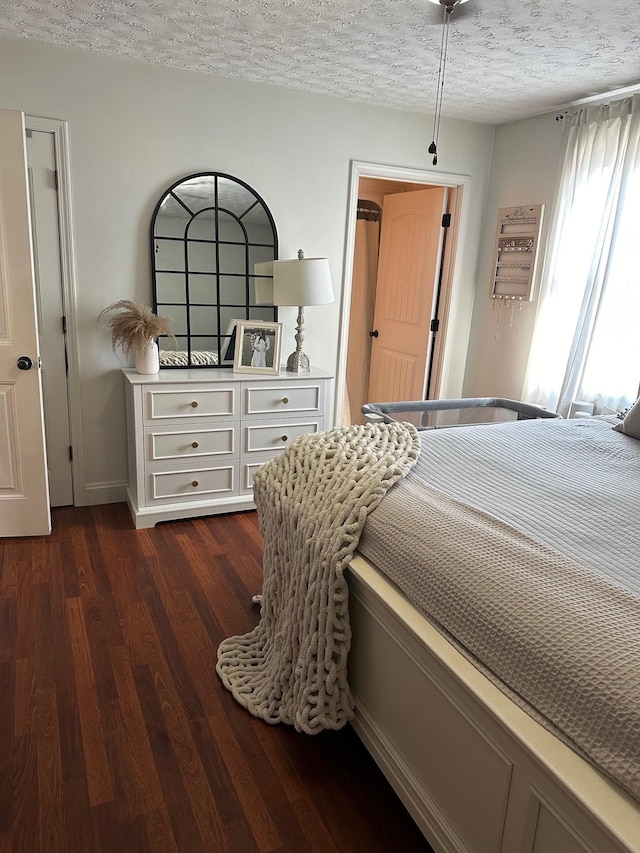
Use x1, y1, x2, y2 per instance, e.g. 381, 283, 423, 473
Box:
253, 260, 274, 304
272, 257, 334, 307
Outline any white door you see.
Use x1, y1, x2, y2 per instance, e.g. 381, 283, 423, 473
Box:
0, 109, 51, 536
367, 187, 447, 403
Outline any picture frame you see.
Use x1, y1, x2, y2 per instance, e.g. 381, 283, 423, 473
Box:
233, 319, 282, 375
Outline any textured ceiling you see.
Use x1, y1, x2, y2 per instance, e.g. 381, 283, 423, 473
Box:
1, 0, 639, 124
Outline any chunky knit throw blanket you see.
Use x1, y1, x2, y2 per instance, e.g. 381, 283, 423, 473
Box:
216, 422, 420, 733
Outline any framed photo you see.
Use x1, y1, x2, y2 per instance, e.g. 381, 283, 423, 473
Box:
233, 319, 282, 375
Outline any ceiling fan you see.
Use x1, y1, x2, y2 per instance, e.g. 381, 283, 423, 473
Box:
425, 0, 474, 23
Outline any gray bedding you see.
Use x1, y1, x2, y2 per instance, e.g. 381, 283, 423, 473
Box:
358, 416, 640, 802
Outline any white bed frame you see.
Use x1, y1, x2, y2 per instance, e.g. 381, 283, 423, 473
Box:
347, 555, 640, 853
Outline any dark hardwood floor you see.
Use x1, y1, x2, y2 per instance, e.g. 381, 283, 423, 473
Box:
0, 503, 432, 852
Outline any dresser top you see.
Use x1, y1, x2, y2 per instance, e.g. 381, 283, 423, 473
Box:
122, 367, 334, 385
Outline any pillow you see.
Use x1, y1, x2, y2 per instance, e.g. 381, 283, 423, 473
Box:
613, 398, 640, 440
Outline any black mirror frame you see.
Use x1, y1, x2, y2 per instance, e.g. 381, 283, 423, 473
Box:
150, 171, 278, 368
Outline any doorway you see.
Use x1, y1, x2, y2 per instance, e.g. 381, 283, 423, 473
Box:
25, 116, 82, 508
337, 161, 470, 426
27, 128, 73, 506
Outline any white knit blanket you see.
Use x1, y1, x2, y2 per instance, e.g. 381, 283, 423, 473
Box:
216, 422, 420, 733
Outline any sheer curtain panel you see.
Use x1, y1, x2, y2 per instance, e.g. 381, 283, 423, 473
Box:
525, 95, 640, 416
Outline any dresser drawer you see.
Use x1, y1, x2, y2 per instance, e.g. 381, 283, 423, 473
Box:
144, 385, 236, 423
146, 463, 238, 503
240, 454, 278, 494
243, 419, 323, 455
243, 381, 324, 419
146, 423, 237, 462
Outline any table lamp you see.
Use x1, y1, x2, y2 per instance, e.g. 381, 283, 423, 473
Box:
255, 249, 333, 373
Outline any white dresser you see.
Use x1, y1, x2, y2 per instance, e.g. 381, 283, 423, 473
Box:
123, 367, 333, 528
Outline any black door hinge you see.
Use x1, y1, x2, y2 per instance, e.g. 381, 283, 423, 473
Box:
62, 315, 67, 334
442, 213, 451, 228
68, 445, 73, 462
430, 318, 440, 333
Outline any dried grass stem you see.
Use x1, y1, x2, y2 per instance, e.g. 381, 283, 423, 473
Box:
99, 300, 174, 359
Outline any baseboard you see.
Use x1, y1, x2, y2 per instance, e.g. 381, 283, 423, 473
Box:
80, 481, 128, 506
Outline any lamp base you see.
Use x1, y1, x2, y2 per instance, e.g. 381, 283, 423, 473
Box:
286, 350, 310, 373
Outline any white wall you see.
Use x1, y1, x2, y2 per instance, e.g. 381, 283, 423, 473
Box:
0, 34, 494, 504
463, 112, 567, 400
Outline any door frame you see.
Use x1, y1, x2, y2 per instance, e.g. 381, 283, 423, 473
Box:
26, 116, 85, 505
336, 160, 472, 423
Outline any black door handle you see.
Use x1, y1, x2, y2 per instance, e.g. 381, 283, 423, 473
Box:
369, 330, 379, 338
17, 356, 33, 371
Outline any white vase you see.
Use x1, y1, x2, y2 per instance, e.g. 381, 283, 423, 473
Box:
135, 339, 159, 375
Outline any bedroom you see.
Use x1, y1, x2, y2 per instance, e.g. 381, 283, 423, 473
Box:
0, 0, 639, 850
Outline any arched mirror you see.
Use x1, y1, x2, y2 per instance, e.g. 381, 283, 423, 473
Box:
151, 172, 278, 368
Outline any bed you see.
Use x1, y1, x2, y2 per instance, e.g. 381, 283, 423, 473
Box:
346, 407, 640, 853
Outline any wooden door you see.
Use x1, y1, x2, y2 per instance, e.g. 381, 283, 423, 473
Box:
0, 109, 51, 536
367, 187, 447, 404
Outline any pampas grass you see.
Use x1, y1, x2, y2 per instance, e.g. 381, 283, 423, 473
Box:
99, 300, 174, 358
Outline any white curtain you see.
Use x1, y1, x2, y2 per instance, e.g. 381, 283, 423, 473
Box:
525, 95, 640, 416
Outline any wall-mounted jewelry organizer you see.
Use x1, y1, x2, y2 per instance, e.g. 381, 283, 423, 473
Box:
489, 204, 544, 302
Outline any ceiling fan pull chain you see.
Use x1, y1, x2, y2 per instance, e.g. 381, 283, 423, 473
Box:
429, 0, 458, 166
429, 3, 448, 162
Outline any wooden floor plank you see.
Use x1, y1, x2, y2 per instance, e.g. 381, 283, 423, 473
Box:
144, 807, 180, 853
66, 597, 114, 807
91, 801, 151, 853
11, 733, 38, 852
14, 561, 35, 662
133, 664, 209, 853
205, 712, 283, 852
108, 645, 166, 818
0, 540, 21, 599
186, 715, 243, 828
62, 774, 96, 853
0, 504, 432, 853
0, 661, 15, 833
0, 598, 16, 666
144, 651, 230, 852
30, 537, 48, 587
13, 657, 33, 738
34, 685, 63, 853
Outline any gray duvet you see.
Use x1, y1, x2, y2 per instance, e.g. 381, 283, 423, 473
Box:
358, 416, 640, 802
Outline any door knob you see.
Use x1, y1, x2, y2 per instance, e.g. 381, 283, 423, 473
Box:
369, 330, 379, 338
17, 356, 33, 370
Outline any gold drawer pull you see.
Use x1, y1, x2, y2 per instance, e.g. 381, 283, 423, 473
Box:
191, 441, 199, 448
191, 480, 199, 488
281, 396, 289, 404
281, 435, 288, 442
191, 401, 198, 408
